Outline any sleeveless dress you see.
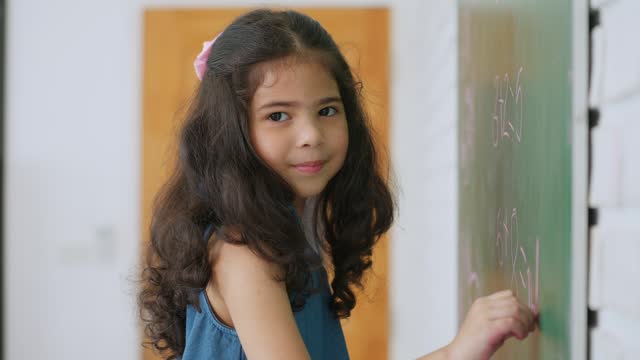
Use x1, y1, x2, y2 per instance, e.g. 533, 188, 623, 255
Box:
180, 208, 350, 359
181, 267, 349, 359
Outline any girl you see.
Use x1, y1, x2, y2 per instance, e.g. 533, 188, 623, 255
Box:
138, 8, 537, 360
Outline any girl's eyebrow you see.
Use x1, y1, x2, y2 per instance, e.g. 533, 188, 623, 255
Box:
257, 96, 342, 111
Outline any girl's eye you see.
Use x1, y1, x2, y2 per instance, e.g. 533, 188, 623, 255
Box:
319, 106, 338, 117
268, 112, 290, 122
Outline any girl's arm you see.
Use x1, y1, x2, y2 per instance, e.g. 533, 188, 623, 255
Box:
416, 289, 537, 360
212, 241, 311, 360
213, 240, 535, 360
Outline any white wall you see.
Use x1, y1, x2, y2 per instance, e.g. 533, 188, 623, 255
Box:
389, 1, 458, 359
6, 0, 142, 358
589, 0, 640, 359
5, 0, 459, 359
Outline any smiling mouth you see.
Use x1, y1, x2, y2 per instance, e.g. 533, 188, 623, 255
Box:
292, 160, 326, 174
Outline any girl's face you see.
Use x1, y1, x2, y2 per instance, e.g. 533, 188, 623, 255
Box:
249, 59, 349, 205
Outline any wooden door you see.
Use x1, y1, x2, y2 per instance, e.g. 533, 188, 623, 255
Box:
142, 8, 389, 360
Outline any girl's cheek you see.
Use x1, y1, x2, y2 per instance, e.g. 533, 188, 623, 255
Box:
320, 117, 348, 157
327, 115, 347, 137
332, 124, 349, 165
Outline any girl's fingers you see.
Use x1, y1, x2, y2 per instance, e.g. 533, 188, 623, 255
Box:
489, 297, 537, 339
489, 306, 530, 337
494, 316, 528, 341
516, 300, 536, 331
489, 298, 536, 330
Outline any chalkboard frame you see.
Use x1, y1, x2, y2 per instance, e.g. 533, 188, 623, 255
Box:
569, 1, 589, 359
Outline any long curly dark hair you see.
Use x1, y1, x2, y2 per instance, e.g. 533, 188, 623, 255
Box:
138, 8, 394, 359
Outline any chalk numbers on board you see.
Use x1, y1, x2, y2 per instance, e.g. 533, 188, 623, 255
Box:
495, 207, 540, 313
493, 66, 524, 147
491, 66, 538, 312
466, 66, 538, 314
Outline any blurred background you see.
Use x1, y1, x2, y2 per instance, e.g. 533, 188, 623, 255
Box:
3, 0, 638, 359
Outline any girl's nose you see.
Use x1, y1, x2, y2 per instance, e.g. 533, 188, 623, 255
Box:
296, 114, 324, 148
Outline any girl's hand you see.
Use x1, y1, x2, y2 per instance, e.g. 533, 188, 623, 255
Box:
447, 289, 537, 360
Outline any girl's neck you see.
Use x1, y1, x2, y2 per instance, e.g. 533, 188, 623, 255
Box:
293, 197, 306, 217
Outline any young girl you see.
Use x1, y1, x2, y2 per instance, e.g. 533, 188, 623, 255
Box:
138, 8, 537, 360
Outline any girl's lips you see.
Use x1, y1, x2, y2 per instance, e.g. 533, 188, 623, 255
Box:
293, 160, 325, 174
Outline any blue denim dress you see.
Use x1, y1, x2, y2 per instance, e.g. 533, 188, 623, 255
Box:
180, 219, 350, 359
181, 267, 349, 359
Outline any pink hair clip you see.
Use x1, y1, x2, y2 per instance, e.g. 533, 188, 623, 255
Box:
194, 33, 221, 80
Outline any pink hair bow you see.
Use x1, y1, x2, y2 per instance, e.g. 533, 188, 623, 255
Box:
194, 33, 221, 80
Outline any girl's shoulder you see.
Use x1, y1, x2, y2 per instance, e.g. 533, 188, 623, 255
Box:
201, 223, 280, 333
209, 237, 285, 282
206, 225, 285, 278
204, 232, 311, 359
204, 235, 284, 332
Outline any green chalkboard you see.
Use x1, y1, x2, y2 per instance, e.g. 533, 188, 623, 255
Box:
457, 1, 588, 359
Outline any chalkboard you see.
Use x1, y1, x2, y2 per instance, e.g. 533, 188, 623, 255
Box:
457, 1, 588, 359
